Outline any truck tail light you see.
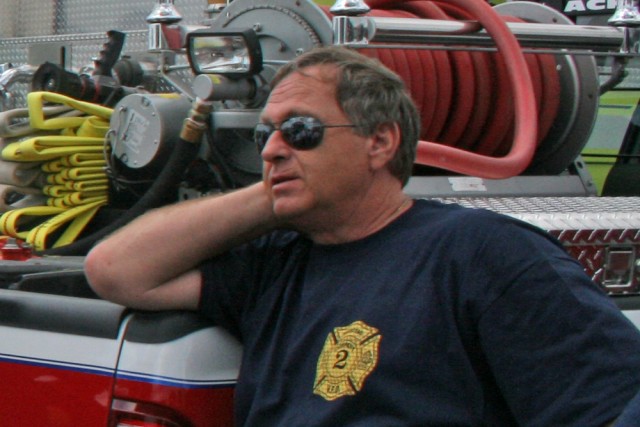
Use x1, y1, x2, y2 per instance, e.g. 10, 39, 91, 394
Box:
110, 399, 190, 427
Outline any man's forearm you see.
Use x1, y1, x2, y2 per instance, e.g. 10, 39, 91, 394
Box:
84, 182, 277, 309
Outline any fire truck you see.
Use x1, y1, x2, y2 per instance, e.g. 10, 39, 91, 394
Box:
1, 0, 639, 425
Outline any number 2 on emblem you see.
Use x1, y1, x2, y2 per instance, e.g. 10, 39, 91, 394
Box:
333, 350, 349, 369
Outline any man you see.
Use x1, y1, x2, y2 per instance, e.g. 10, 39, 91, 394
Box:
85, 46, 640, 426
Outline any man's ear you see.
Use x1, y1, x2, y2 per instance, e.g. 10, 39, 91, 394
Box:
368, 122, 401, 171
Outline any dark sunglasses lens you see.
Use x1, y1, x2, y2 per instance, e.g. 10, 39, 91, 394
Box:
255, 117, 325, 152
281, 117, 323, 150
254, 123, 273, 152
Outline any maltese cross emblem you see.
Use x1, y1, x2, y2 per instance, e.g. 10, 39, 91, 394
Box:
313, 320, 381, 401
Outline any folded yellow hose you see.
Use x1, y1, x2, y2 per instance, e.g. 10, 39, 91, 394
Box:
27, 92, 112, 130
60, 153, 105, 167
30, 199, 106, 249
0, 105, 72, 138
0, 92, 113, 250
2, 135, 105, 161
65, 179, 108, 192
1, 205, 65, 240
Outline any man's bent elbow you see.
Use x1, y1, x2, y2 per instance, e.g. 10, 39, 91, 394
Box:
84, 243, 129, 304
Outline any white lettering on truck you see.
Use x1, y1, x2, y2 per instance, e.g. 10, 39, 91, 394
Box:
564, 0, 617, 13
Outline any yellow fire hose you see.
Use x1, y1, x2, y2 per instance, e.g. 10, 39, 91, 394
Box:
0, 91, 112, 250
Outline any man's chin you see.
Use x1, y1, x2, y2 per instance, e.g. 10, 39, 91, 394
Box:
273, 201, 300, 218
272, 197, 308, 222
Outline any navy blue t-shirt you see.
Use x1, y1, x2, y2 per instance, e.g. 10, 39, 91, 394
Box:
615, 387, 640, 427
199, 199, 640, 426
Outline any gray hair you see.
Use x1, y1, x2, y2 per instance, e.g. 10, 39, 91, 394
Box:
270, 46, 420, 186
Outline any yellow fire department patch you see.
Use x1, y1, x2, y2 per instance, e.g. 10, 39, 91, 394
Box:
313, 320, 381, 401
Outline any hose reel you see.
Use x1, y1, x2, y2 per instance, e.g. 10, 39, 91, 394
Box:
205, 0, 599, 178
343, 0, 598, 177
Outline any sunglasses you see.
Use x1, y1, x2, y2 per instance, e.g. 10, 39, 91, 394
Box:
254, 116, 356, 153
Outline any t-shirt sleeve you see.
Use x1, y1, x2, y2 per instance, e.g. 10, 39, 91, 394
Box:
614, 387, 640, 427
197, 230, 305, 340
199, 247, 254, 338
472, 215, 640, 426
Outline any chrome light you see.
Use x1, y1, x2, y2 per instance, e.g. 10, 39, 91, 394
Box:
186, 28, 263, 78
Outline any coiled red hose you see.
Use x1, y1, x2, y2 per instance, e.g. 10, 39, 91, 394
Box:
325, 0, 561, 179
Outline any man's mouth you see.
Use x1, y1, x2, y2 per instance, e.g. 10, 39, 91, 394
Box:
270, 173, 296, 187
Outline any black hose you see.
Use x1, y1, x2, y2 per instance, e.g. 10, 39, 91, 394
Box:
599, 56, 628, 96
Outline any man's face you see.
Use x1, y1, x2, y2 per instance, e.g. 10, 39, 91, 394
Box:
259, 65, 372, 225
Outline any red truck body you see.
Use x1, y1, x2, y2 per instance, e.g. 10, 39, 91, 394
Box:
0, 263, 239, 426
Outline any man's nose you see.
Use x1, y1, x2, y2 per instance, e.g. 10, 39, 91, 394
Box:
261, 130, 291, 161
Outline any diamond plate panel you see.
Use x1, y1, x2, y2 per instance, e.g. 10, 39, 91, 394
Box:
0, 0, 207, 37
550, 230, 640, 294
433, 196, 640, 295
0, 0, 207, 72
0, 0, 209, 110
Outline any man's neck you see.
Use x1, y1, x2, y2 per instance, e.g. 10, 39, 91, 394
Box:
302, 191, 412, 245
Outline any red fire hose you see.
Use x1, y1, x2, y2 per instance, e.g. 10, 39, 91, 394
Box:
326, 0, 561, 179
